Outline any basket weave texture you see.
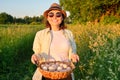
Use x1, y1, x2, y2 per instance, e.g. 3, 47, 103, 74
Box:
38, 61, 74, 79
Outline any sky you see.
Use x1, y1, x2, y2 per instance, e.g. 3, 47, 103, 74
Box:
0, 0, 59, 18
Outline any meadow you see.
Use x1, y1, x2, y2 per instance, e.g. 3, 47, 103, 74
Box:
0, 23, 120, 80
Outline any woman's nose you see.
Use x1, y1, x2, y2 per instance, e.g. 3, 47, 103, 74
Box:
53, 15, 57, 19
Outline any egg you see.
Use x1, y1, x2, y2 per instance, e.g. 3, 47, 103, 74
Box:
42, 66, 48, 71
41, 64, 45, 68
62, 64, 68, 69
45, 64, 49, 67
40, 62, 72, 72
55, 62, 60, 66
57, 66, 63, 71
52, 64, 57, 69
48, 66, 56, 71
60, 69, 66, 72
66, 67, 71, 71
60, 63, 64, 67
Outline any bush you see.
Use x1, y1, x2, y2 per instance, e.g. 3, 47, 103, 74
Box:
102, 15, 120, 24
68, 23, 120, 79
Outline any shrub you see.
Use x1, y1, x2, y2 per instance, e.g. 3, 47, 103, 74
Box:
68, 23, 120, 79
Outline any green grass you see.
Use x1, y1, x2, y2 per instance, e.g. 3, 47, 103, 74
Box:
0, 24, 44, 80
0, 23, 120, 80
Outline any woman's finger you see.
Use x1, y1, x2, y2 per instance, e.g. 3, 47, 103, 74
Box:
31, 54, 38, 64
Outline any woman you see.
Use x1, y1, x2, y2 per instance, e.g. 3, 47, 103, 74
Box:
31, 3, 79, 80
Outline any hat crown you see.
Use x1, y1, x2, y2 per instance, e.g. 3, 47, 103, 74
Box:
43, 3, 67, 18
49, 3, 61, 10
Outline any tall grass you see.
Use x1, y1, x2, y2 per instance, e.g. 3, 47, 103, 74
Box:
68, 23, 120, 80
0, 23, 120, 80
0, 25, 44, 80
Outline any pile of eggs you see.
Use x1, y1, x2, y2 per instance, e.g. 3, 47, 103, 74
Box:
40, 62, 72, 72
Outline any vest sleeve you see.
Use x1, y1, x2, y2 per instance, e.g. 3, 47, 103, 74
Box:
69, 31, 77, 53
65, 30, 77, 54
33, 32, 41, 54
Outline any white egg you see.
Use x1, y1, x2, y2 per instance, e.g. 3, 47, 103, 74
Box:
60, 63, 64, 67
66, 67, 71, 71
52, 64, 57, 70
41, 64, 45, 68
63, 64, 68, 69
42, 66, 48, 71
60, 69, 66, 72
48, 66, 55, 71
57, 66, 63, 71
45, 64, 49, 67
56, 62, 59, 66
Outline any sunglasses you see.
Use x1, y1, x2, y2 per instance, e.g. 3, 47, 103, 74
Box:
48, 12, 62, 18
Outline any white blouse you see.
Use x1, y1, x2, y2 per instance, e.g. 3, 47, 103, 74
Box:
49, 30, 70, 61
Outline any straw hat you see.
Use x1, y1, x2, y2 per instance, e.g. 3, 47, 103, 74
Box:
43, 3, 67, 18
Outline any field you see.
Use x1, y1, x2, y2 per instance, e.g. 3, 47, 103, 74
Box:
0, 23, 120, 80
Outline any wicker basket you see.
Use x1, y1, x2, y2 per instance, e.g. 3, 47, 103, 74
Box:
38, 61, 74, 79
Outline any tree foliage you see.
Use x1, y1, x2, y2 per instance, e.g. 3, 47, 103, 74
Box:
0, 12, 44, 24
0, 12, 13, 24
59, 0, 120, 23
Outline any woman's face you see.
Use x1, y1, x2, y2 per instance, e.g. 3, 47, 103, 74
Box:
47, 10, 63, 27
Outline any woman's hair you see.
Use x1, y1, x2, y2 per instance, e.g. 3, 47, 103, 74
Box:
44, 15, 67, 30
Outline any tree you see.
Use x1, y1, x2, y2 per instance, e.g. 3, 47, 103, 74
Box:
24, 15, 44, 24
24, 16, 31, 24
14, 18, 25, 24
0, 12, 13, 24
0, 12, 44, 24
31, 16, 43, 23
59, 0, 120, 23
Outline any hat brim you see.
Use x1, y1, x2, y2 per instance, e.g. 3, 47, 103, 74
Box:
43, 9, 67, 18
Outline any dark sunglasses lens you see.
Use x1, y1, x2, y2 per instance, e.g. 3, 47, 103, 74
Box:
56, 12, 62, 17
48, 12, 62, 17
48, 13, 54, 17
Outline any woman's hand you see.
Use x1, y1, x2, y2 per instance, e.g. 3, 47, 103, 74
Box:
71, 53, 79, 63
31, 54, 39, 64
